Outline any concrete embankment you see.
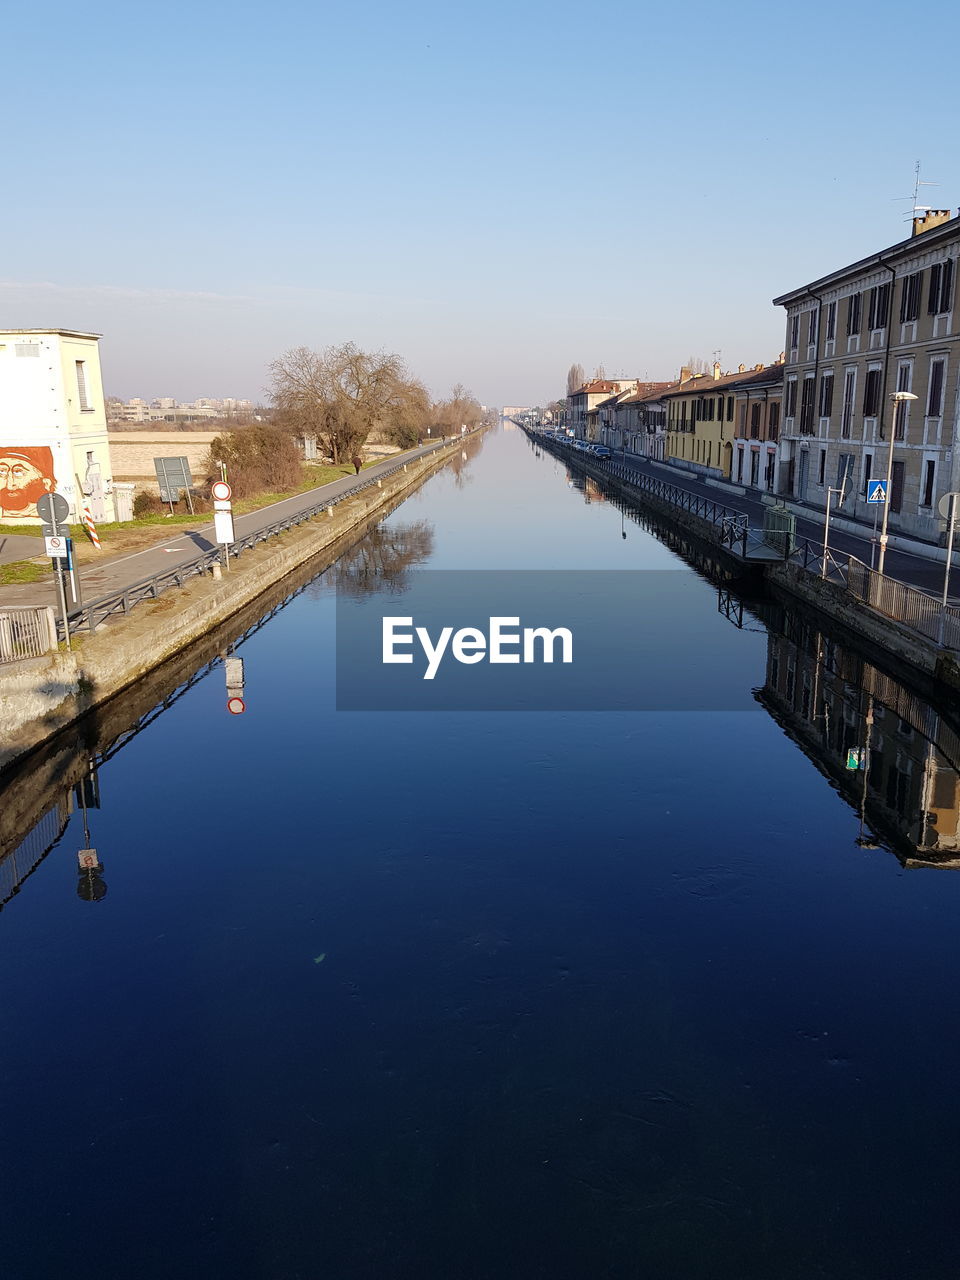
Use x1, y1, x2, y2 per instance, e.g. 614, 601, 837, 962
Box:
0, 441, 472, 769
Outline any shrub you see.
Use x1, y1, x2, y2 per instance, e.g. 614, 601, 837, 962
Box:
133, 490, 164, 517
206, 427, 303, 499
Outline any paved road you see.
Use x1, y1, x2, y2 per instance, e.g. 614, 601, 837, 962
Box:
0, 437, 465, 610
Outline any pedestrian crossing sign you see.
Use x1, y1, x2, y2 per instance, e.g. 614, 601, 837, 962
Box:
867, 480, 887, 503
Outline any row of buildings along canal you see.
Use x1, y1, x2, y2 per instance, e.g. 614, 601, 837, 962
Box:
550, 207, 960, 550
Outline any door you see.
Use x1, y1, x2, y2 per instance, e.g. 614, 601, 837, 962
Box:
797, 450, 809, 499
891, 460, 905, 514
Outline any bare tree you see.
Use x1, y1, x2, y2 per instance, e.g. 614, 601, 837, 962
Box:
566, 363, 586, 396
269, 343, 407, 464
433, 384, 483, 435
684, 355, 712, 375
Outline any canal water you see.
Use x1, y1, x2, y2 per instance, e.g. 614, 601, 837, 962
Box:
3, 422, 960, 1279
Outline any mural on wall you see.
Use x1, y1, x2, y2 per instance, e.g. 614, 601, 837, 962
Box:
0, 446, 57, 520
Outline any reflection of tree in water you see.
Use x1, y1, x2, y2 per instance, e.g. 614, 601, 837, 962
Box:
446, 430, 485, 489
334, 520, 434, 598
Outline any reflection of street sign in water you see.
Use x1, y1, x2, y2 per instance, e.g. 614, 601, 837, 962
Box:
846, 748, 864, 770
866, 480, 887, 504
154, 456, 193, 504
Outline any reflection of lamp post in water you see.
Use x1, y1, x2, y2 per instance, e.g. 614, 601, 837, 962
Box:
75, 764, 107, 901
877, 391, 919, 576
855, 695, 879, 850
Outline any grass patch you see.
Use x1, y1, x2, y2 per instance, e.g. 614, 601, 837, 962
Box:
0, 560, 47, 585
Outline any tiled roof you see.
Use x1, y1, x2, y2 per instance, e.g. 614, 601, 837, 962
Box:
661, 364, 784, 398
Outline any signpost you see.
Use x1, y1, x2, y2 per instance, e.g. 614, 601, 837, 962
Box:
211, 478, 235, 570
36, 492, 72, 649
865, 479, 888, 568
153, 456, 195, 513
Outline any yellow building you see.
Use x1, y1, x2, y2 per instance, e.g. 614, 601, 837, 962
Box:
664, 361, 784, 481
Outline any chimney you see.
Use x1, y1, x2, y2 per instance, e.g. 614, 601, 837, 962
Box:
778, 351, 785, 364
679, 365, 692, 383
912, 208, 954, 237
712, 360, 721, 380
738, 363, 745, 373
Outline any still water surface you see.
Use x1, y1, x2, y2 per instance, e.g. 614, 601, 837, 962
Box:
3, 423, 960, 1278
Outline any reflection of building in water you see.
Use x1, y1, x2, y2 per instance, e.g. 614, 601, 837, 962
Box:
757, 617, 960, 866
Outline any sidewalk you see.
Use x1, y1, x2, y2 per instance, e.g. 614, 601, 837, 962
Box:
0, 438, 463, 612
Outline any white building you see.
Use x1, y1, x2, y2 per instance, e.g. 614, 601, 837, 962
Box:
0, 329, 115, 523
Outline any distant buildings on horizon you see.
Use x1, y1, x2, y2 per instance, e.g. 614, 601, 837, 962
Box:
107, 396, 255, 423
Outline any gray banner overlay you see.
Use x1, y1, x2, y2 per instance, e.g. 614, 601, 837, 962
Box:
336, 570, 760, 710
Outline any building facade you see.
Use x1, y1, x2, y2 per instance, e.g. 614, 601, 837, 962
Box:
0, 329, 115, 523
729, 361, 784, 493
773, 209, 960, 540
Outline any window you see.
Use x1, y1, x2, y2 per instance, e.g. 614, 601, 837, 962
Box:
750, 451, 760, 486
863, 367, 882, 418
818, 448, 826, 486
900, 271, 923, 322
785, 379, 797, 419
768, 402, 780, 439
846, 292, 862, 336
928, 260, 954, 314
862, 453, 872, 495
76, 361, 90, 411
807, 309, 819, 349
819, 372, 834, 418
837, 453, 855, 493
825, 301, 837, 341
799, 376, 815, 434
867, 283, 890, 331
738, 402, 747, 430
841, 369, 856, 438
895, 362, 912, 439
750, 402, 761, 438
789, 313, 800, 351
726, 396, 734, 422
922, 459, 935, 507
927, 358, 946, 417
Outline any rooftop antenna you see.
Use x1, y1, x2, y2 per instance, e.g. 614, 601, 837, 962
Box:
892, 159, 939, 223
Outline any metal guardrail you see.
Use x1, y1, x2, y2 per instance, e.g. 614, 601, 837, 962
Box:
26, 436, 468, 645
535, 432, 751, 556
782, 537, 960, 649
0, 606, 58, 665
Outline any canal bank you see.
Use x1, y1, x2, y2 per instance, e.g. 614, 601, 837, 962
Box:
0, 433, 484, 767
528, 428, 960, 693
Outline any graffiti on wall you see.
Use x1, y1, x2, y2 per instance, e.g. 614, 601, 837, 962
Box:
0, 446, 57, 520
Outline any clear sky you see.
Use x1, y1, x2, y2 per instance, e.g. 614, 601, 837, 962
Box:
4, 0, 958, 408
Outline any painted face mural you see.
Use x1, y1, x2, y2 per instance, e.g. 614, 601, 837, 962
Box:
0, 446, 57, 520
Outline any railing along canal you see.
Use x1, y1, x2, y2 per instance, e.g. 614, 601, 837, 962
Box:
529, 426, 960, 654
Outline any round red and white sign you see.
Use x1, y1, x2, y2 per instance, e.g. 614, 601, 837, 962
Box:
211, 481, 232, 501
226, 696, 246, 715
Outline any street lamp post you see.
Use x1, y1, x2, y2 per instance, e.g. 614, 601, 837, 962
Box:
877, 390, 919, 576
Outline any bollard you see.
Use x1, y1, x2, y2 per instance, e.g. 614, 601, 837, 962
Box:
328, 506, 334, 517
211, 561, 222, 581
377, 479, 382, 488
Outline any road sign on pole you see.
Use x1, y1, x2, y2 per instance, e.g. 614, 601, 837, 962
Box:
866, 480, 888, 504
211, 480, 232, 502
44, 535, 68, 559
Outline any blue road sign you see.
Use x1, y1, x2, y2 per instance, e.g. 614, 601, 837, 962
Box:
866, 479, 888, 504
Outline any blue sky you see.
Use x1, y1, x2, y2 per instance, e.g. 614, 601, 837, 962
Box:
4, 0, 958, 406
